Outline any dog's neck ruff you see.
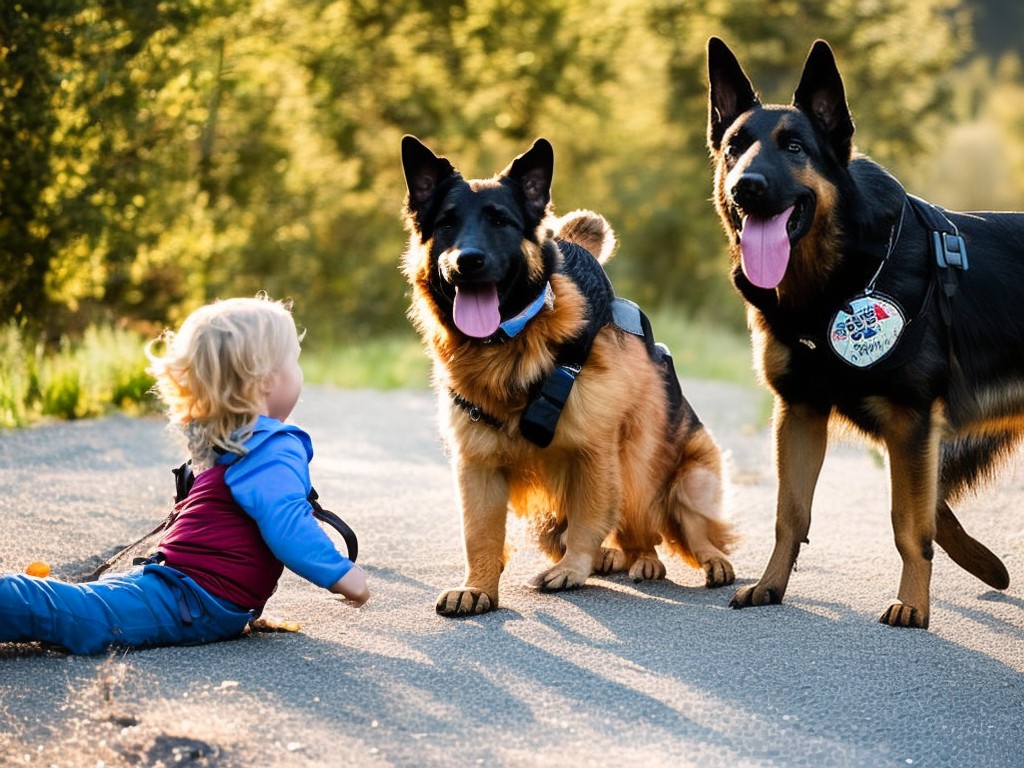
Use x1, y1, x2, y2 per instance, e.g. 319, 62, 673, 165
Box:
493, 282, 554, 341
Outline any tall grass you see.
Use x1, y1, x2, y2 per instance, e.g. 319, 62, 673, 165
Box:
301, 331, 433, 389
0, 313, 757, 428
301, 312, 757, 391
0, 323, 156, 428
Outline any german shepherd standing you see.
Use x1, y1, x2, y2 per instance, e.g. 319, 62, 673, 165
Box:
707, 37, 1024, 628
401, 135, 735, 615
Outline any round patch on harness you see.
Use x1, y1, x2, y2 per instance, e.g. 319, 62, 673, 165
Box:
828, 293, 906, 368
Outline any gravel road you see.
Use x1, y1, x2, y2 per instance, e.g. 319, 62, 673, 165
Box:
1, 382, 1022, 767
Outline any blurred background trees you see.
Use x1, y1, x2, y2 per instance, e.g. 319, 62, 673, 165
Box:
2, 0, 1022, 351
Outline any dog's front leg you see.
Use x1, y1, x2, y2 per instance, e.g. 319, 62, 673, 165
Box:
731, 399, 828, 609
436, 461, 508, 617
878, 405, 941, 629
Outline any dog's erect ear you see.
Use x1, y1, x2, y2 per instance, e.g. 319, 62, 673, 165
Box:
502, 138, 553, 221
793, 40, 854, 163
402, 135, 457, 214
707, 37, 760, 151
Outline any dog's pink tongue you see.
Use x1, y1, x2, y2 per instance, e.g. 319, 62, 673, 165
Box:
453, 284, 501, 338
740, 206, 794, 290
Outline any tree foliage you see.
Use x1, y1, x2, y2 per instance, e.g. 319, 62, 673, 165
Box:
3, 0, 1008, 345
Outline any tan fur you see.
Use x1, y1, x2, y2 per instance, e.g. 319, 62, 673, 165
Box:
408, 212, 736, 615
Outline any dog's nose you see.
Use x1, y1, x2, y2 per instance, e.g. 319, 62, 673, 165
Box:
731, 173, 768, 204
455, 248, 486, 275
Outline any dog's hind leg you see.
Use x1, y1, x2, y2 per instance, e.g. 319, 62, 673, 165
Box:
934, 433, 1015, 589
732, 400, 827, 608
663, 426, 735, 587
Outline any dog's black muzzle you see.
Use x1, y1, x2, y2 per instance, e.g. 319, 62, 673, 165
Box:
730, 172, 769, 210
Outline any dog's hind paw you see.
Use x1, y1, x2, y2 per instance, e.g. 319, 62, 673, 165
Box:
878, 602, 929, 629
704, 557, 735, 588
528, 565, 588, 592
729, 583, 782, 608
629, 555, 666, 582
594, 547, 627, 574
435, 588, 496, 617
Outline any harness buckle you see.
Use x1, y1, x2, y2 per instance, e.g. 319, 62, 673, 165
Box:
934, 232, 968, 271
520, 365, 579, 448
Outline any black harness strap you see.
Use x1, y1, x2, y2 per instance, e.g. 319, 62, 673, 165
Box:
519, 241, 614, 447
453, 241, 686, 448
85, 460, 358, 581
171, 461, 358, 563
608, 298, 690, 431
907, 194, 968, 328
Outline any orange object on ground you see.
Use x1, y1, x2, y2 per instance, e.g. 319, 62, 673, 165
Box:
25, 561, 51, 578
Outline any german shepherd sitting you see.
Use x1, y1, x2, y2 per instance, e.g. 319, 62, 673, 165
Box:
706, 37, 1024, 628
401, 135, 735, 616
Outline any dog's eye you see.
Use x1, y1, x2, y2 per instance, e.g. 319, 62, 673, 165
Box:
488, 211, 512, 228
786, 139, 804, 155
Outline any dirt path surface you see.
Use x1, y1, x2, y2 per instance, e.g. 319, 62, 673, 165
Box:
2, 383, 1023, 767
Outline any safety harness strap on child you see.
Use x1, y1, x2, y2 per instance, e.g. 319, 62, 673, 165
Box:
172, 460, 358, 563
85, 461, 358, 582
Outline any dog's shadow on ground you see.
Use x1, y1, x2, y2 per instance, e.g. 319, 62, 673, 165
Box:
6, 562, 1024, 765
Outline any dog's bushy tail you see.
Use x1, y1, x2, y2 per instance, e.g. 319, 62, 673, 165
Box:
935, 502, 1009, 589
554, 209, 617, 264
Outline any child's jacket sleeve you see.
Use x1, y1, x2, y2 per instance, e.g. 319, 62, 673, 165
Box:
225, 419, 353, 589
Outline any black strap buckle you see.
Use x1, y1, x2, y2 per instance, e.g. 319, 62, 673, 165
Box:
934, 231, 968, 272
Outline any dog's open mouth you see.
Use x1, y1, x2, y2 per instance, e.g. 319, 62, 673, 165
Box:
737, 199, 812, 290
453, 283, 501, 338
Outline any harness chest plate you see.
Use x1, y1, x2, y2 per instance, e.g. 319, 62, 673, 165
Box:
828, 293, 907, 368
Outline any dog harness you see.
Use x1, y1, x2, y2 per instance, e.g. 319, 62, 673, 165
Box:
808, 194, 968, 370
450, 240, 689, 447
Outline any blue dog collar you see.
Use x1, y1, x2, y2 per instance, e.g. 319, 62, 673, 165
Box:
499, 282, 554, 338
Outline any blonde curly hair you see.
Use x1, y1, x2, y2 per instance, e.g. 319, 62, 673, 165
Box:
146, 294, 302, 470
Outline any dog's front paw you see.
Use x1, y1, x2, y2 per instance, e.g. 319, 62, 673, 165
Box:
435, 588, 496, 617
528, 565, 588, 592
704, 557, 735, 588
629, 555, 666, 582
730, 583, 782, 608
879, 602, 929, 629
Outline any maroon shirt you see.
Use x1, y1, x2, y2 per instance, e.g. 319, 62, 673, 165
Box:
158, 464, 284, 610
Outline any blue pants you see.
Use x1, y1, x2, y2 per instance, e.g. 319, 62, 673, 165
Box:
0, 564, 252, 654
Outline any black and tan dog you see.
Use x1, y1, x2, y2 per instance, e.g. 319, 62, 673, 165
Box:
706, 37, 1024, 628
401, 135, 735, 615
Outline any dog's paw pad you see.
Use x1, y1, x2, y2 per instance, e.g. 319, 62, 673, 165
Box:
435, 588, 494, 617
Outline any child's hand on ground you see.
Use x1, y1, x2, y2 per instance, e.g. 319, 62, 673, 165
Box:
330, 566, 369, 606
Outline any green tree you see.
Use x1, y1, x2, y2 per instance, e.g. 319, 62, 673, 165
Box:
1, 0, 987, 345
